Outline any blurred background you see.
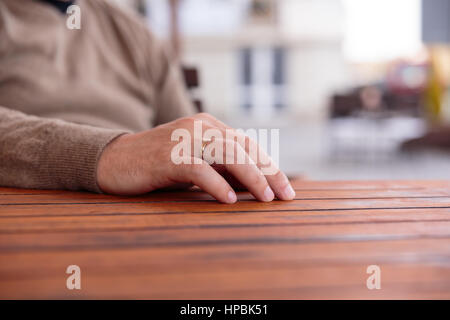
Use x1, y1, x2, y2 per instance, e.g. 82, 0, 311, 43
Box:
113, 0, 450, 180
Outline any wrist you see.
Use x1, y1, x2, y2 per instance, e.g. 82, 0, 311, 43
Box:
96, 133, 130, 193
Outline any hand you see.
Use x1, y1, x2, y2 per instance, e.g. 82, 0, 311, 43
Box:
97, 113, 296, 203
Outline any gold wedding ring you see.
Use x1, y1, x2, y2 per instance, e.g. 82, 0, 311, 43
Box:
201, 139, 212, 160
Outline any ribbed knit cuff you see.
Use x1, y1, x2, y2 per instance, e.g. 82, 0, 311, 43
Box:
40, 120, 128, 193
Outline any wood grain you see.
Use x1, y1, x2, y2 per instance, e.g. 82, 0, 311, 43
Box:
0, 180, 449, 299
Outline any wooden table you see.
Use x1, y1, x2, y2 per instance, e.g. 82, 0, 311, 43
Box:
0, 180, 449, 299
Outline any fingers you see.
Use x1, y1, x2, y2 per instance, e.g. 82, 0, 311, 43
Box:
191, 113, 296, 201
173, 159, 237, 204
264, 168, 296, 200
218, 141, 274, 202
211, 120, 295, 200
244, 137, 296, 200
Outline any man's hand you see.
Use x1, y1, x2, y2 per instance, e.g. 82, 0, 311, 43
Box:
97, 113, 295, 203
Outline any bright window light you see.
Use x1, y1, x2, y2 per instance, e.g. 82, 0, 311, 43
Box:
342, 0, 423, 63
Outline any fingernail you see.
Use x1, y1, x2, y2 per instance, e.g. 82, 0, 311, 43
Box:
227, 191, 237, 203
263, 186, 275, 202
283, 184, 296, 200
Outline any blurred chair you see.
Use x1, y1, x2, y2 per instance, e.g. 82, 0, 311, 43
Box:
182, 66, 203, 113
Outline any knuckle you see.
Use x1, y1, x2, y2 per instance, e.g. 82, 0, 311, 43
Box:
198, 112, 214, 119
249, 168, 267, 187
190, 162, 204, 174
273, 169, 284, 180
177, 117, 193, 126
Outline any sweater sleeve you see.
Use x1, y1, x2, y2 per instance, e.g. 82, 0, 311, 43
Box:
0, 106, 127, 192
96, 0, 197, 125
144, 34, 197, 124
136, 18, 197, 124
153, 63, 198, 125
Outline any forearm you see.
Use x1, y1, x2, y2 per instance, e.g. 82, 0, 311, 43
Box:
0, 106, 127, 192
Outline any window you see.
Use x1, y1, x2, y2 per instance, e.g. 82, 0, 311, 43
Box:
239, 47, 286, 112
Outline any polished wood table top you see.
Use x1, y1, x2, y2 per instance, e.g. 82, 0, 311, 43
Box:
0, 180, 449, 299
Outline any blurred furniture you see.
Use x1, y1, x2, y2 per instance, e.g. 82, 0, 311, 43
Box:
1, 180, 450, 299
328, 63, 428, 161
402, 125, 450, 150
330, 63, 427, 119
182, 66, 203, 112
330, 90, 423, 118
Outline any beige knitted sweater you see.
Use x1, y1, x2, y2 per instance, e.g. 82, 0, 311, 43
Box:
0, 0, 195, 192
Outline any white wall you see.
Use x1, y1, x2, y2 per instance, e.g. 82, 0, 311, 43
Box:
287, 41, 351, 120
